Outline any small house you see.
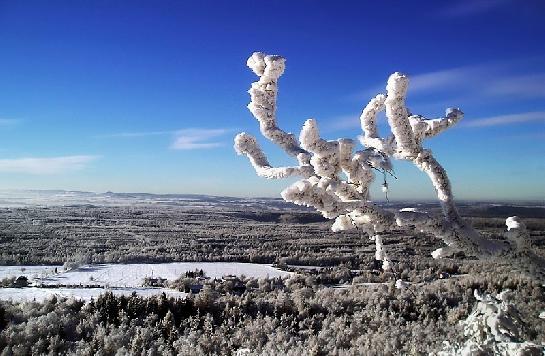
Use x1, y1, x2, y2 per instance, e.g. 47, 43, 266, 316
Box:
145, 277, 167, 287
189, 284, 204, 294
14, 276, 29, 288
232, 281, 246, 295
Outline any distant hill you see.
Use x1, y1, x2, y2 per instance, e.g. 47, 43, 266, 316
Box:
0, 190, 543, 219
464, 205, 545, 219
0, 189, 298, 211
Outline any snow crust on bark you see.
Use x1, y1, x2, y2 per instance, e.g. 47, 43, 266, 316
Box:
245, 52, 308, 159
235, 52, 536, 269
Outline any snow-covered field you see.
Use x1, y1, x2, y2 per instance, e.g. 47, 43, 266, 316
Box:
0, 265, 61, 280
0, 262, 291, 302
0, 287, 186, 302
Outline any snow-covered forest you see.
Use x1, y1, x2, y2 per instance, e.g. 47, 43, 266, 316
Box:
0, 191, 544, 354
1, 1, 545, 352
233, 52, 545, 354
1, 52, 545, 353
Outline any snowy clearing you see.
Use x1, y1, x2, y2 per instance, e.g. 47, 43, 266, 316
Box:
0, 262, 291, 302
0, 287, 186, 302
70, 262, 283, 286
1, 262, 291, 288
0, 265, 62, 280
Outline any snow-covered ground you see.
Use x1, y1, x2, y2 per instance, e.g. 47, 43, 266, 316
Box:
16, 262, 290, 287
0, 287, 186, 302
1, 262, 290, 287
286, 264, 324, 271
0, 265, 61, 280
0, 262, 291, 302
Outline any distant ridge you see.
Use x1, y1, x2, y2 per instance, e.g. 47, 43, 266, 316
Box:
0, 189, 281, 201
0, 190, 543, 217
0, 189, 296, 209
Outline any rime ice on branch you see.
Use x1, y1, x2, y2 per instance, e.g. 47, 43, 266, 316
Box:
234, 52, 541, 273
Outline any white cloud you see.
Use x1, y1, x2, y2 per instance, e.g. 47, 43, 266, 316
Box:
484, 73, 545, 98
415, 69, 545, 100
171, 129, 230, 150
95, 130, 176, 138
0, 155, 99, 174
353, 65, 484, 100
352, 60, 545, 106
97, 128, 233, 149
323, 115, 360, 131
464, 111, 545, 127
327, 110, 545, 131
407, 68, 474, 93
323, 111, 390, 132
0, 118, 22, 126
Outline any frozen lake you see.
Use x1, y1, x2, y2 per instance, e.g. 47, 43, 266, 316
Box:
0, 262, 291, 302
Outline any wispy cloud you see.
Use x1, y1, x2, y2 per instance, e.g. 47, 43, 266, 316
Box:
323, 111, 390, 133
0, 118, 22, 126
404, 67, 478, 93
464, 111, 545, 128
0, 155, 99, 174
97, 127, 232, 149
507, 132, 545, 140
440, 0, 510, 17
484, 73, 545, 98
330, 73, 545, 131
352, 61, 545, 105
95, 130, 176, 139
353, 64, 485, 100
327, 110, 545, 132
323, 115, 360, 131
171, 129, 230, 150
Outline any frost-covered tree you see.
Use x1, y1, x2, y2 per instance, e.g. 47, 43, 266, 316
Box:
440, 290, 543, 355
234, 52, 545, 278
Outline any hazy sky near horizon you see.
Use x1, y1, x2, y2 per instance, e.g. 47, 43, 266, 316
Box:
0, 0, 544, 200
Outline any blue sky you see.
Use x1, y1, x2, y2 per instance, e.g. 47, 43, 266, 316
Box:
0, 0, 544, 200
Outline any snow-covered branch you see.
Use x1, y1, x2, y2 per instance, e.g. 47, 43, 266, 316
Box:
235, 52, 543, 275
234, 132, 313, 179
246, 52, 308, 159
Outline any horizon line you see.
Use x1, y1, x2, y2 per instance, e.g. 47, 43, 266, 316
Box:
0, 188, 543, 204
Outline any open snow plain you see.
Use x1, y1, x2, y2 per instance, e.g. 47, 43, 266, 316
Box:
0, 262, 291, 302
0, 287, 186, 302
